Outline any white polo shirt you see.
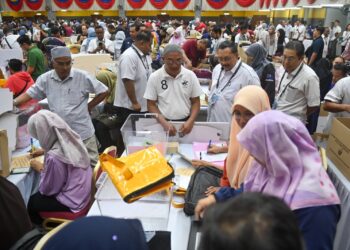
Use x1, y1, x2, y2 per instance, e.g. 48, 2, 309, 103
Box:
87, 38, 114, 54
144, 66, 203, 120
324, 77, 350, 132
114, 45, 152, 112
208, 59, 261, 122
275, 63, 320, 123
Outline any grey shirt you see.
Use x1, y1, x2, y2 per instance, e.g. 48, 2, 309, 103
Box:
275, 63, 320, 123
27, 68, 108, 140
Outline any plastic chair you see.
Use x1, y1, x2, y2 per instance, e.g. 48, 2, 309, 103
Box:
39, 146, 117, 231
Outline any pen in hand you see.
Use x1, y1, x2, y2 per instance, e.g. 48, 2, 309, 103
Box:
30, 138, 35, 153
207, 140, 212, 150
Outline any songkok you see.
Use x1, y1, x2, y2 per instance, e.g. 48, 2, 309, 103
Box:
162, 44, 182, 56
51, 46, 71, 60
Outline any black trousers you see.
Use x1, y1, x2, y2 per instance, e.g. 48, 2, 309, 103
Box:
27, 192, 70, 225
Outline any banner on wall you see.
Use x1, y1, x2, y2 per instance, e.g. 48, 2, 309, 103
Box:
74, 0, 94, 9
6, 0, 23, 11
236, 0, 255, 7
292, 0, 299, 5
96, 0, 115, 9
281, 0, 287, 6
206, 0, 228, 9
25, 0, 43, 10
127, 0, 146, 8
150, 0, 168, 9
53, 0, 73, 8
171, 0, 191, 9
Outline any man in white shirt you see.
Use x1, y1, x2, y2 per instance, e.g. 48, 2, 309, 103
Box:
0, 27, 20, 49
114, 30, 153, 124
274, 41, 320, 123
298, 21, 306, 42
323, 76, 350, 133
87, 26, 114, 56
144, 44, 203, 136
208, 41, 260, 122
234, 24, 250, 45
329, 20, 342, 60
322, 27, 330, 58
276, 20, 286, 33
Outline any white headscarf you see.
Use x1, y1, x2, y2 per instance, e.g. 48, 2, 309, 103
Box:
28, 110, 90, 169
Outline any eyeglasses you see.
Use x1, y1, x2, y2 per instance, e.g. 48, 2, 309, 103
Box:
217, 56, 234, 63
164, 58, 183, 65
281, 55, 298, 62
233, 110, 254, 120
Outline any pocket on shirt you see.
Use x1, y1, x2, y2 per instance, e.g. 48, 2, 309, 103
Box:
67, 89, 83, 105
285, 85, 302, 103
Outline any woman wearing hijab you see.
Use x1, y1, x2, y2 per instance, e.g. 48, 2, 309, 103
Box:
196, 110, 340, 250
202, 85, 270, 194
168, 27, 185, 47
27, 110, 92, 225
276, 28, 286, 56
43, 216, 148, 250
246, 43, 275, 106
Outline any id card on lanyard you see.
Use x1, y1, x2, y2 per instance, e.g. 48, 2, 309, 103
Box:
272, 63, 304, 109
132, 46, 151, 80
209, 62, 242, 106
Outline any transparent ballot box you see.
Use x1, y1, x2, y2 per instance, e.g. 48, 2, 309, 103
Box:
95, 173, 171, 232
120, 114, 168, 156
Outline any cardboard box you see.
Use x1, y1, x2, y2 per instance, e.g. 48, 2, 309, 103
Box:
0, 130, 10, 177
326, 118, 350, 181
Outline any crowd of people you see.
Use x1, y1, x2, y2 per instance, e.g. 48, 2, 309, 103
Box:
1, 15, 350, 249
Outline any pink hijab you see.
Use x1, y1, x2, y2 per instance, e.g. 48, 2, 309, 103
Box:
226, 85, 271, 189
237, 110, 340, 210
28, 110, 90, 169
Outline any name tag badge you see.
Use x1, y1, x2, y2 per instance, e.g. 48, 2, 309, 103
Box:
209, 93, 219, 106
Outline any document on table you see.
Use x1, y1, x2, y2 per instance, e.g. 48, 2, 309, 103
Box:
11, 154, 44, 174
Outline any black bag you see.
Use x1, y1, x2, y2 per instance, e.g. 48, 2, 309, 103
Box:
9, 228, 45, 250
94, 113, 122, 129
184, 166, 222, 216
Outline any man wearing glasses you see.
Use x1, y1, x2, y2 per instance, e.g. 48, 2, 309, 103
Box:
208, 41, 260, 122
13, 46, 108, 167
274, 41, 320, 124
144, 44, 203, 136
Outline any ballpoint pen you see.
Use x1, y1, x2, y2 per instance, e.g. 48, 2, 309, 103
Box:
208, 139, 212, 150
30, 138, 35, 153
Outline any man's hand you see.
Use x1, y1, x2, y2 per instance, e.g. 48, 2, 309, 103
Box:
179, 120, 194, 136
205, 186, 220, 196
167, 123, 177, 137
30, 159, 44, 172
195, 195, 216, 220
131, 102, 141, 112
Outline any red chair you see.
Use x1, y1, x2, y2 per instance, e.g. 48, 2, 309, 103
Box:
40, 146, 117, 230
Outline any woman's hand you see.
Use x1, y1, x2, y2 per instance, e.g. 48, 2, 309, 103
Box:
195, 195, 216, 220
192, 159, 213, 168
30, 159, 44, 172
205, 186, 220, 196
30, 148, 44, 158
207, 144, 227, 154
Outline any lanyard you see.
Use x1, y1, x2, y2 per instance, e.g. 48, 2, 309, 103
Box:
132, 46, 149, 72
216, 61, 242, 92
277, 63, 304, 99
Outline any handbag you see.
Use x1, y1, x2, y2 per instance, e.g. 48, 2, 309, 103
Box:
100, 146, 174, 203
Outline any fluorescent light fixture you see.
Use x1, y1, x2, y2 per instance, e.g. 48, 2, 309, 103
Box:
93, 12, 99, 15
303, 5, 322, 8
36, 13, 42, 15
321, 4, 343, 7
288, 7, 301, 9
258, 9, 270, 11
272, 7, 286, 10
61, 9, 67, 12
161, 12, 167, 15
223, 12, 230, 15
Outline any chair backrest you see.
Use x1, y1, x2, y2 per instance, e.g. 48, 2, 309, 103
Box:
34, 222, 70, 250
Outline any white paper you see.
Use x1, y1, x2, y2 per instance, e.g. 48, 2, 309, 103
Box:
0, 88, 13, 115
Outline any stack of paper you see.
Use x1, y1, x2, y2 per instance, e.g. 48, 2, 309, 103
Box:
0, 88, 13, 115
10, 153, 44, 174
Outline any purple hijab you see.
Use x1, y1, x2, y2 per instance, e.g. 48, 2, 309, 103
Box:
237, 110, 340, 210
